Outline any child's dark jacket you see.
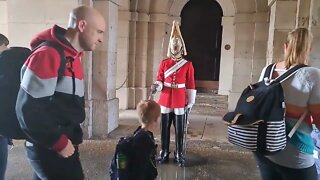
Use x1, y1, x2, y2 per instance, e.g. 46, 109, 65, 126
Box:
130, 127, 158, 180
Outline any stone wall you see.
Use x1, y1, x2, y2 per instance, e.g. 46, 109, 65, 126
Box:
2, 0, 320, 135
4, 0, 78, 47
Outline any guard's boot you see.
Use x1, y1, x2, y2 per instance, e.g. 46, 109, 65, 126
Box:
158, 113, 173, 164
174, 114, 186, 167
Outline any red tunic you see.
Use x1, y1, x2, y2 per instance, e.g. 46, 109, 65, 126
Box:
156, 58, 195, 108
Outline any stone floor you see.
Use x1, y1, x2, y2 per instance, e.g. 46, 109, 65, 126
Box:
5, 110, 261, 180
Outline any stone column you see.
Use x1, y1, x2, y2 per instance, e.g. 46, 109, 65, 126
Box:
228, 12, 269, 110
252, 13, 269, 82
127, 15, 137, 108
296, 0, 311, 28
266, 0, 297, 64
91, 0, 119, 137
309, 0, 320, 68
218, 16, 235, 95
116, 10, 131, 109
82, 52, 93, 138
133, 13, 149, 105
146, 13, 168, 100
228, 13, 255, 110
0, 0, 8, 36
126, 11, 151, 108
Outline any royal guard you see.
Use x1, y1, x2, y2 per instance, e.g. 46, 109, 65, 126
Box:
151, 21, 196, 167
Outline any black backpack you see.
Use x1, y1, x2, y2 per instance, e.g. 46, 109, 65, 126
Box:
0, 41, 66, 139
223, 63, 306, 155
109, 132, 140, 180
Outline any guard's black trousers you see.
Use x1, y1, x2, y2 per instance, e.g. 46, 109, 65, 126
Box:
159, 113, 186, 166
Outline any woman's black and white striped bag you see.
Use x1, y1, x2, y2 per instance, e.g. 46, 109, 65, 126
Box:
223, 64, 307, 155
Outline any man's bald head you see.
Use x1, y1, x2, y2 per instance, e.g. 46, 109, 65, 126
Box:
65, 5, 106, 51
68, 5, 104, 29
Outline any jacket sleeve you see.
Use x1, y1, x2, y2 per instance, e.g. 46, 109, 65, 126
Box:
156, 61, 164, 82
15, 48, 68, 151
154, 61, 165, 91
186, 62, 196, 106
185, 62, 195, 89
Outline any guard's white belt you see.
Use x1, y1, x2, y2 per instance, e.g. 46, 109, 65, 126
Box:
164, 82, 185, 88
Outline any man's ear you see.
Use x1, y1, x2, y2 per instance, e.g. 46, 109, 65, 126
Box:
78, 20, 87, 32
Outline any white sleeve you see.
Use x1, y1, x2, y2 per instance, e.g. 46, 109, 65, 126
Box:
187, 89, 197, 105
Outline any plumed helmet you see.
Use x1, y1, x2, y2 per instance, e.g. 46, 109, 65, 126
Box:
167, 20, 187, 58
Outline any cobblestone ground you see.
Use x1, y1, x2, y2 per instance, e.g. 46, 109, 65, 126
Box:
6, 139, 260, 180
6, 110, 261, 180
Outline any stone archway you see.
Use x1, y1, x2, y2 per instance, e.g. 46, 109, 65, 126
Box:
169, 0, 235, 95
180, 0, 223, 92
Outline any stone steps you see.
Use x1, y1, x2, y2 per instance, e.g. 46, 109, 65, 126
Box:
191, 93, 228, 116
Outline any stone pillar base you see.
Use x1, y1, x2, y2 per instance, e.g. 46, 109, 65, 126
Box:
91, 98, 119, 138
227, 92, 241, 111
117, 87, 129, 110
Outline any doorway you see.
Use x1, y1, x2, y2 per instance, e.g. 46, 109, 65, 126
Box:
181, 0, 223, 93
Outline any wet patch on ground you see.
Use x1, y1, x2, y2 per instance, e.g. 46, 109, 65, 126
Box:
7, 139, 260, 180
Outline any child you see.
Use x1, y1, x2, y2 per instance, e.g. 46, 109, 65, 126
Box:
129, 100, 160, 180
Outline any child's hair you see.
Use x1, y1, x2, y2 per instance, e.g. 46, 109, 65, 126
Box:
136, 100, 160, 125
284, 28, 313, 69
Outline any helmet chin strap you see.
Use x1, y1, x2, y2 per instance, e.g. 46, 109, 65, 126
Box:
172, 55, 182, 61
171, 47, 183, 61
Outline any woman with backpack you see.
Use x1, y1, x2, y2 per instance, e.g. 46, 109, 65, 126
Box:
254, 28, 320, 180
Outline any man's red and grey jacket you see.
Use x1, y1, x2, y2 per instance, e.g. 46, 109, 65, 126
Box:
16, 25, 85, 152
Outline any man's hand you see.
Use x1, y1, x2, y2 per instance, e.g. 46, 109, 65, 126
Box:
58, 139, 75, 158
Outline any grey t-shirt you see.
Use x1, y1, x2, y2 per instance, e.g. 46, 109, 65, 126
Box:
259, 66, 320, 169
266, 141, 314, 169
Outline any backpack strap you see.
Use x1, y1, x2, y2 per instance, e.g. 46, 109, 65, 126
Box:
264, 63, 307, 84
32, 41, 66, 79
276, 64, 307, 83
263, 63, 276, 79
288, 110, 308, 138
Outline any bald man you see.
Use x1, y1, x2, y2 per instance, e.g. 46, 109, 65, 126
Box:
16, 5, 105, 180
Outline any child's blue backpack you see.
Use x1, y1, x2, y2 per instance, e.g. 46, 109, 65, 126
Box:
109, 134, 137, 180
